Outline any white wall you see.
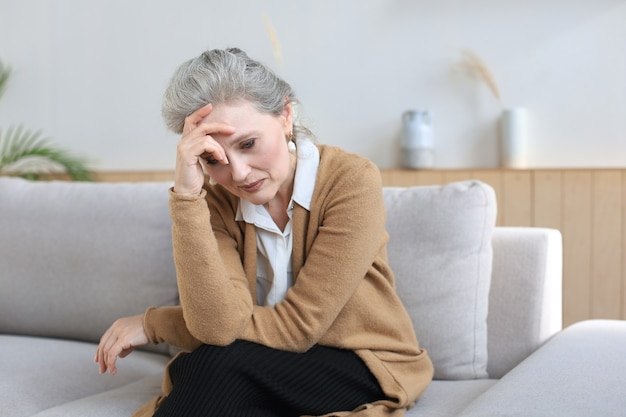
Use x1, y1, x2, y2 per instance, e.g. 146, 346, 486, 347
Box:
1, 0, 625, 171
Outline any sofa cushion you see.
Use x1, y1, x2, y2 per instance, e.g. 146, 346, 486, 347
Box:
0, 335, 169, 417
28, 375, 163, 417
383, 180, 496, 379
0, 178, 178, 352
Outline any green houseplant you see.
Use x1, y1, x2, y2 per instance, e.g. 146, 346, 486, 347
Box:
0, 59, 92, 181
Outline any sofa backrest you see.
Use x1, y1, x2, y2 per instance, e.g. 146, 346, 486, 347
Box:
487, 227, 563, 378
2, 177, 557, 379
0, 178, 178, 354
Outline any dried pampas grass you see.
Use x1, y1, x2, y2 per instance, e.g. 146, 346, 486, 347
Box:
262, 13, 283, 68
459, 49, 502, 106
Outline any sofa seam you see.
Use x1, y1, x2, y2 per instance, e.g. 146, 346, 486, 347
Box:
472, 181, 491, 379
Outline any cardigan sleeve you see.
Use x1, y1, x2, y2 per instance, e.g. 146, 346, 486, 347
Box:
142, 306, 202, 351
165, 188, 254, 346
142, 186, 252, 349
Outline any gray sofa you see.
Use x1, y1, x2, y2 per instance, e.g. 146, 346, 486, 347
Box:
1, 176, 625, 417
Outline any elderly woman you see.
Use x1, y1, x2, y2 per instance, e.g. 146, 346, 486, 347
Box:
96, 48, 432, 417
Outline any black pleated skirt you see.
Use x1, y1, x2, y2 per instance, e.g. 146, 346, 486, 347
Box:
152, 340, 386, 417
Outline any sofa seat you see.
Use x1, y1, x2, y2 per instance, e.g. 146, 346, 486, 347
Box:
0, 335, 170, 417
406, 379, 497, 417
27, 376, 164, 417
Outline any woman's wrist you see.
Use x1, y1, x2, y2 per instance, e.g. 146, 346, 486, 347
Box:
169, 187, 206, 200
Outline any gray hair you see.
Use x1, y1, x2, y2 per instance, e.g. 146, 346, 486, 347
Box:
162, 48, 308, 137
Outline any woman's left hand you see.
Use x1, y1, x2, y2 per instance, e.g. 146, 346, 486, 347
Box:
95, 314, 148, 375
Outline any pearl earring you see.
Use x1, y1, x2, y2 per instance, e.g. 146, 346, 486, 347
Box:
288, 140, 296, 153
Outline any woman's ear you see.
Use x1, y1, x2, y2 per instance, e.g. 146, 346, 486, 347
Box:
282, 101, 293, 132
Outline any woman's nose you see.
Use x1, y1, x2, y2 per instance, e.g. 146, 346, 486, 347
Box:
228, 156, 250, 183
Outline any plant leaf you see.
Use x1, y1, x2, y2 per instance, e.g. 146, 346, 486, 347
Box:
0, 124, 93, 181
0, 58, 90, 181
0, 59, 10, 101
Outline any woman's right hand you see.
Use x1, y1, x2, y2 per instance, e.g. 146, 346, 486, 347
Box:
173, 103, 235, 196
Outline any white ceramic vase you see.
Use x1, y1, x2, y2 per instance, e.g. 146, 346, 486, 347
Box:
500, 107, 528, 169
401, 110, 435, 169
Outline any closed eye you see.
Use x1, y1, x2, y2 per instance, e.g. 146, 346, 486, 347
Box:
200, 152, 219, 165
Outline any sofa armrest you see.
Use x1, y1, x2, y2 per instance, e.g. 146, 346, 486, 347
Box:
457, 320, 626, 417
487, 227, 563, 378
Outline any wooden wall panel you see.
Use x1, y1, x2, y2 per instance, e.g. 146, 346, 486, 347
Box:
561, 171, 593, 325
532, 171, 562, 230
442, 170, 474, 184
591, 171, 622, 319
501, 171, 532, 227
380, 170, 443, 187
94, 171, 174, 182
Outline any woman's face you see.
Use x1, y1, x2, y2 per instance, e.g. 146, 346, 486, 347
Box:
201, 101, 295, 206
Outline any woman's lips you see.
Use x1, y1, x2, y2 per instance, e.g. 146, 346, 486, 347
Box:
240, 179, 264, 192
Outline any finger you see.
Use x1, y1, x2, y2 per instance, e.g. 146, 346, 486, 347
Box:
97, 349, 110, 374
188, 121, 236, 141
199, 146, 229, 165
99, 355, 109, 374
183, 103, 213, 135
100, 328, 123, 375
119, 347, 135, 359
95, 330, 113, 373
181, 125, 234, 164
104, 342, 121, 375
97, 342, 114, 374
95, 348, 104, 372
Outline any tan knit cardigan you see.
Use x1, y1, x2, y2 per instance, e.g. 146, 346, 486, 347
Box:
133, 145, 433, 417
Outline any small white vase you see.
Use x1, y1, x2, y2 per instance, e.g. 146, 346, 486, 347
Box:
500, 107, 528, 169
401, 110, 435, 169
